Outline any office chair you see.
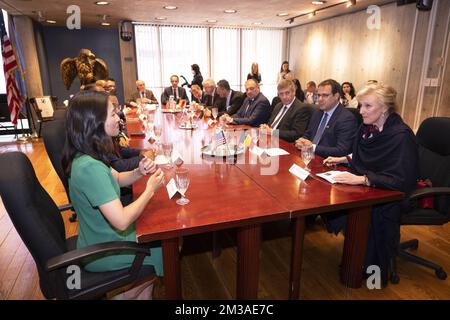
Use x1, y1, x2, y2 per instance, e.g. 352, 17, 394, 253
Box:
41, 112, 77, 222
390, 117, 450, 283
0, 152, 155, 299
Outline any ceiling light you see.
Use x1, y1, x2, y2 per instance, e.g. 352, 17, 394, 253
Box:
95, 1, 109, 5
155, 17, 167, 20
346, 0, 356, 7
207, 19, 217, 23
46, 20, 56, 24
163, 5, 178, 10
253, 22, 262, 25
224, 9, 237, 13
99, 14, 109, 26
312, 1, 325, 4
277, 13, 289, 17
101, 22, 110, 26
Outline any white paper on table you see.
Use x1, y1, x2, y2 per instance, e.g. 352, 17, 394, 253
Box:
145, 104, 157, 111
289, 164, 310, 181
171, 150, 183, 163
166, 178, 185, 199
250, 146, 289, 157
316, 171, 345, 184
207, 119, 214, 126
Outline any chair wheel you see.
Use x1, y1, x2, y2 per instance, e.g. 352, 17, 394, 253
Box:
436, 269, 447, 280
390, 274, 400, 284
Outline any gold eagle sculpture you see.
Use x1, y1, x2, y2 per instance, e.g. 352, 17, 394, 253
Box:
60, 48, 109, 90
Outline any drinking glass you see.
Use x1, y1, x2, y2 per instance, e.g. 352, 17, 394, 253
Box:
153, 125, 162, 144
211, 107, 218, 122
301, 144, 314, 170
250, 129, 259, 146
161, 142, 173, 168
175, 168, 190, 205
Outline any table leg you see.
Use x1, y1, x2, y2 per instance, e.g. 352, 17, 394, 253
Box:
340, 206, 371, 288
162, 237, 181, 299
289, 217, 306, 299
236, 224, 261, 300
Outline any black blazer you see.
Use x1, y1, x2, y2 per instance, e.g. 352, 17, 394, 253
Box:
232, 92, 270, 127
224, 90, 245, 116
192, 92, 207, 104
204, 91, 225, 112
268, 98, 314, 142
161, 86, 190, 105
303, 103, 357, 157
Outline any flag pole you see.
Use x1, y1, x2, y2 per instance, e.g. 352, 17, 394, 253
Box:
16, 110, 30, 143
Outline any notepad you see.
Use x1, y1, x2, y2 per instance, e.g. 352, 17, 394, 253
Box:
316, 171, 345, 184
250, 146, 289, 157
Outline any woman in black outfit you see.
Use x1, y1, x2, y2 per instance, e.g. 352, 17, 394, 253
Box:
293, 79, 305, 102
247, 62, 261, 83
323, 84, 418, 286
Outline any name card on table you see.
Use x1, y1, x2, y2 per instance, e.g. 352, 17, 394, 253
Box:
171, 150, 184, 165
250, 146, 290, 157
166, 178, 185, 199
289, 164, 310, 181
316, 171, 344, 184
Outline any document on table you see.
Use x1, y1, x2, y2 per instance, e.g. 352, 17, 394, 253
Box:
316, 171, 345, 184
289, 164, 310, 181
250, 146, 289, 157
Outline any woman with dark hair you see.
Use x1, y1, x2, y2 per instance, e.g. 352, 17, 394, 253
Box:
293, 79, 305, 102
62, 90, 165, 298
277, 61, 293, 83
247, 62, 261, 83
189, 64, 203, 89
341, 81, 358, 108
323, 84, 418, 286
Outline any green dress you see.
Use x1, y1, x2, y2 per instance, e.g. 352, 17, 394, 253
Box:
69, 154, 163, 276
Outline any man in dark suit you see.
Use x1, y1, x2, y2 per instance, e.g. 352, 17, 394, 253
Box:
161, 75, 190, 105
216, 79, 245, 116
202, 79, 225, 111
260, 79, 313, 143
295, 79, 357, 157
128, 80, 158, 105
221, 79, 270, 127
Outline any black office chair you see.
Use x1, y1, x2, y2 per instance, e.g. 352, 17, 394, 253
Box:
390, 117, 450, 283
41, 112, 77, 222
0, 152, 155, 299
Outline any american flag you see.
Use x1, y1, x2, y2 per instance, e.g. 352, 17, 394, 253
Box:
214, 130, 226, 145
1, 13, 22, 125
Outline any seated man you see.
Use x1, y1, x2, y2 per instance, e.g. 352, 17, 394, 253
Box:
104, 78, 117, 95
295, 79, 357, 158
216, 79, 244, 116
129, 80, 158, 105
190, 84, 206, 104
161, 75, 190, 105
260, 79, 313, 143
221, 79, 270, 127
304, 81, 318, 104
202, 78, 225, 112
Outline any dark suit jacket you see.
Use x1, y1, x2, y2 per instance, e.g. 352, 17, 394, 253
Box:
128, 89, 158, 104
161, 86, 190, 105
232, 92, 270, 127
303, 103, 357, 158
268, 98, 314, 142
223, 90, 245, 116
192, 92, 207, 104
204, 91, 225, 112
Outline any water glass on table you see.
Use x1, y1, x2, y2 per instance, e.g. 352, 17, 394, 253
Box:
175, 168, 190, 205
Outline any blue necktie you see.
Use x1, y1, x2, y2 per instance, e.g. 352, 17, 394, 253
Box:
312, 112, 328, 144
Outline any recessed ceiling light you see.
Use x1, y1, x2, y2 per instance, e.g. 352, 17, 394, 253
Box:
95, 1, 109, 5
224, 9, 237, 13
312, 1, 325, 4
277, 13, 289, 17
46, 20, 56, 24
163, 5, 178, 10
253, 22, 262, 25
155, 17, 167, 20
101, 22, 110, 26
207, 19, 217, 23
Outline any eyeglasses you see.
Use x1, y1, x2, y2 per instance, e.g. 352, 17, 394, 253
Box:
317, 93, 332, 99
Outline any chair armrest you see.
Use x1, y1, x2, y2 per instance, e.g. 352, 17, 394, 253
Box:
58, 203, 73, 212
46, 241, 150, 271
409, 187, 450, 200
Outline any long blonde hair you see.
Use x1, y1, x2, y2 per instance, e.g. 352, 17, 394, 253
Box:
251, 62, 259, 75
356, 83, 398, 113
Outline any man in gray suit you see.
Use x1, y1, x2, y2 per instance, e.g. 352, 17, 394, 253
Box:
260, 79, 313, 142
161, 75, 190, 105
221, 79, 270, 127
216, 79, 245, 116
128, 80, 158, 105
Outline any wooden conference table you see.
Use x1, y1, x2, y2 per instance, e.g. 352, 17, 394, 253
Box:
128, 106, 403, 299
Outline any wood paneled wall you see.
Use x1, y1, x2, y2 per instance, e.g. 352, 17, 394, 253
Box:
288, 1, 450, 130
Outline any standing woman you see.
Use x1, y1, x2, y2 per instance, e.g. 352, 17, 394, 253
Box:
277, 61, 293, 83
323, 84, 418, 286
62, 91, 165, 295
341, 81, 358, 108
189, 64, 203, 89
247, 62, 261, 83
